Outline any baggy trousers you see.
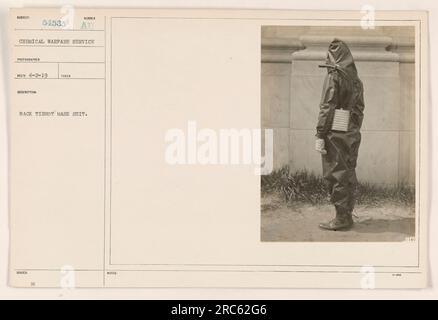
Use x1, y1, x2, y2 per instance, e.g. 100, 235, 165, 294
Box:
322, 130, 361, 212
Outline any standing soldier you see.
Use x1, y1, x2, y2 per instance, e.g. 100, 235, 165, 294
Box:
315, 39, 365, 231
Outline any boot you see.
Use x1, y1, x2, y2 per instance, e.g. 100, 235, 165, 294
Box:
319, 206, 354, 231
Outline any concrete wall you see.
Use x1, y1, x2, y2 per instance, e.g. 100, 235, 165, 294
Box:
261, 26, 415, 185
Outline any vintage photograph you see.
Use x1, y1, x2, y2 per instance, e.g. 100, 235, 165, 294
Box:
261, 26, 416, 242
7, 6, 428, 289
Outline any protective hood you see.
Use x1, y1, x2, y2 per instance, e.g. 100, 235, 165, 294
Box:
316, 39, 365, 213
324, 39, 358, 79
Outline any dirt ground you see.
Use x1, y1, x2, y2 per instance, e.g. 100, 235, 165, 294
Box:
261, 194, 415, 242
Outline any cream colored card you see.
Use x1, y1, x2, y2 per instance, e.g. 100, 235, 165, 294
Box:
8, 8, 428, 288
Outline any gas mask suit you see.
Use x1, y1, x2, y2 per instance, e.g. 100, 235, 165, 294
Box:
315, 39, 365, 231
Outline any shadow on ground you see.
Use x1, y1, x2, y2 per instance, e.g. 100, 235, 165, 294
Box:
261, 194, 415, 242
353, 218, 415, 235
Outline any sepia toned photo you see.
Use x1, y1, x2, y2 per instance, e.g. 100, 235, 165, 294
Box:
7, 7, 428, 289
261, 26, 416, 242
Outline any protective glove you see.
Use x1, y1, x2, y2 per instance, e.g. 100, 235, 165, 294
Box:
315, 138, 327, 155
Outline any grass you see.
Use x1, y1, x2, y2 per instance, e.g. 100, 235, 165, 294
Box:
261, 166, 415, 207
